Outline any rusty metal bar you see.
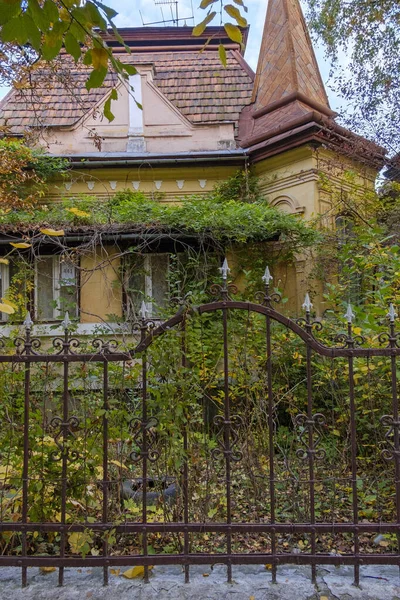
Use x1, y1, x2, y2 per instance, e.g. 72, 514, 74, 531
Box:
181, 317, 190, 584
347, 316, 360, 586
266, 311, 277, 583
388, 312, 400, 572
58, 329, 70, 587
0, 521, 400, 533
222, 302, 233, 583
141, 321, 149, 585
21, 328, 31, 588
305, 308, 317, 584
102, 359, 109, 586
1, 553, 400, 567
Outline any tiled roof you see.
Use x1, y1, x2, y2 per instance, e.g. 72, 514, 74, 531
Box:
0, 29, 254, 135
239, 0, 336, 150
132, 49, 254, 125
0, 67, 118, 132
252, 0, 330, 111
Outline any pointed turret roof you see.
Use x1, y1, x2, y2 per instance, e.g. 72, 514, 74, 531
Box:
238, 0, 385, 168
251, 0, 330, 111
238, 0, 353, 157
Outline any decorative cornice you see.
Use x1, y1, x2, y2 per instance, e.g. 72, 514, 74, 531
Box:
251, 92, 336, 120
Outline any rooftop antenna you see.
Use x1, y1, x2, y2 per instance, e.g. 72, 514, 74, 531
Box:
140, 0, 194, 27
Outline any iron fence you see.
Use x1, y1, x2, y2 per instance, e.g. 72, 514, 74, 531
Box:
0, 264, 399, 587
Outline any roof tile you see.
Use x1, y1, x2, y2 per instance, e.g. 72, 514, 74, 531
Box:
0, 44, 254, 137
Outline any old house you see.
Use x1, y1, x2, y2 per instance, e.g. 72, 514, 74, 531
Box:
0, 0, 385, 331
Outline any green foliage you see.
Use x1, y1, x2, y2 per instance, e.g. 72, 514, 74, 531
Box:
0, 185, 318, 254
305, 0, 400, 152
0, 139, 67, 209
0, 0, 136, 121
312, 179, 400, 329
194, 0, 248, 48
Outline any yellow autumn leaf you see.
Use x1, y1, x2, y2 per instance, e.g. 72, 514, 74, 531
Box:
193, 11, 216, 36
40, 228, 65, 237
0, 258, 9, 265
224, 22, 243, 44
0, 303, 15, 315
110, 568, 121, 576
353, 327, 362, 335
122, 566, 153, 579
66, 208, 90, 218
92, 48, 109, 70
39, 567, 56, 574
1, 298, 16, 309
10, 242, 31, 249
68, 531, 92, 553
108, 459, 130, 470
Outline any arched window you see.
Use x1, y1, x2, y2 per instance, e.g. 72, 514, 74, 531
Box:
335, 213, 362, 304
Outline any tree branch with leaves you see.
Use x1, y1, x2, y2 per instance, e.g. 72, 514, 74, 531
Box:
305, 0, 400, 157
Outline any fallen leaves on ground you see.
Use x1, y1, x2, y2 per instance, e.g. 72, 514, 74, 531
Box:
122, 565, 153, 579
39, 566, 56, 574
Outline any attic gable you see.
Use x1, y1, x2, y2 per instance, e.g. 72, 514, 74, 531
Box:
0, 27, 254, 143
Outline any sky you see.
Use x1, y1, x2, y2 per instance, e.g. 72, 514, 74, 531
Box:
0, 0, 342, 111
109, 0, 343, 111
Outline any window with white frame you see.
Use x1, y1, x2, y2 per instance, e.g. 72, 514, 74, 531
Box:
35, 256, 78, 320
125, 254, 169, 318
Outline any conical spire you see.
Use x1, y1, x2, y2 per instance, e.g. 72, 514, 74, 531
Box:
252, 0, 330, 112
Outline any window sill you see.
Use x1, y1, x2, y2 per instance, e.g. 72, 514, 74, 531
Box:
0, 322, 131, 338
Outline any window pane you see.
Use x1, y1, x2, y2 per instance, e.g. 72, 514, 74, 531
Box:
126, 255, 145, 317
36, 257, 54, 320
59, 261, 77, 317
8, 260, 30, 321
0, 268, 3, 321
151, 254, 169, 314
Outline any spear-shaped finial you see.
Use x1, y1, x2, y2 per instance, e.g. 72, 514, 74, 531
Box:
23, 312, 33, 329
387, 303, 398, 323
344, 303, 355, 324
140, 300, 148, 320
219, 258, 230, 280
262, 265, 273, 284
61, 311, 71, 331
302, 293, 313, 313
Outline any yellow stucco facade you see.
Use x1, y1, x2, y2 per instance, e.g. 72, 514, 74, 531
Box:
50, 143, 376, 323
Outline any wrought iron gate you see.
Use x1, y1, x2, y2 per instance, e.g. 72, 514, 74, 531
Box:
0, 266, 400, 587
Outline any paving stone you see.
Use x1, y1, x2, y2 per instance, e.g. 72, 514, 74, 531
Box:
0, 564, 399, 599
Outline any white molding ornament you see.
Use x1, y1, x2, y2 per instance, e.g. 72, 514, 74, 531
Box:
176, 180, 185, 190
132, 181, 140, 191
64, 182, 73, 191
109, 181, 117, 191
87, 181, 95, 191
198, 179, 207, 189
154, 180, 162, 190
